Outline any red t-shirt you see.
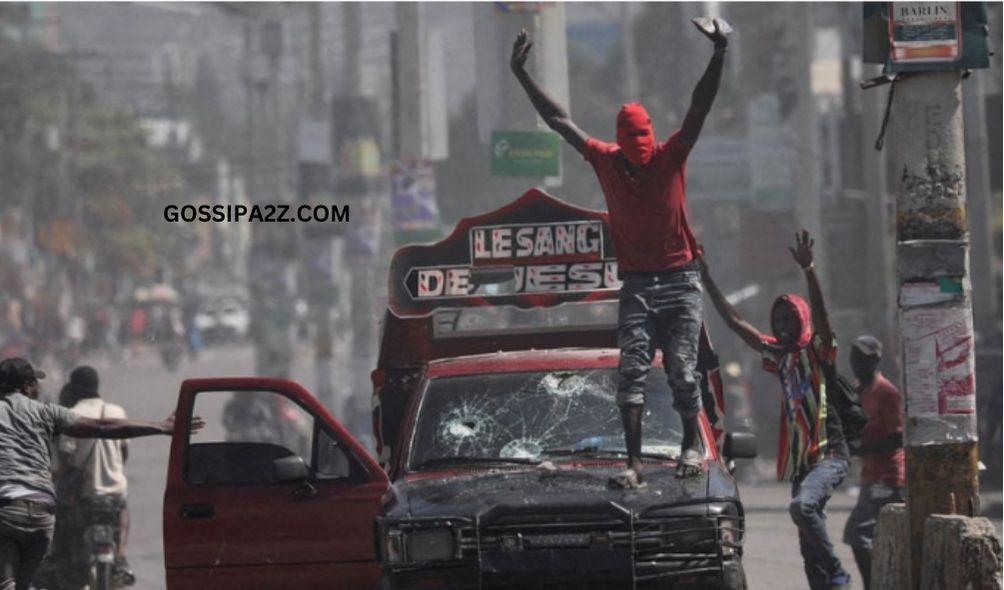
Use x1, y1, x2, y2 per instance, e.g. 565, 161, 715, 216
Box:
859, 373, 905, 487
583, 132, 696, 273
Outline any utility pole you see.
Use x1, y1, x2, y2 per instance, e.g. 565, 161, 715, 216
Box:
305, 2, 335, 411
620, 4, 639, 101
892, 71, 979, 589
791, 3, 824, 268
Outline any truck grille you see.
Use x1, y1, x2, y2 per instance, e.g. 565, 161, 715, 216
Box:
456, 504, 741, 582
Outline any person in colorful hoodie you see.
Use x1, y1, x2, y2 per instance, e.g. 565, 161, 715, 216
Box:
699, 230, 852, 590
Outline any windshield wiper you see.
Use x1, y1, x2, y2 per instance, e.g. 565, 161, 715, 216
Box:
414, 455, 542, 470
541, 447, 674, 461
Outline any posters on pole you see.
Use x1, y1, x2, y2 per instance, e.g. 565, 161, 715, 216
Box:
902, 304, 976, 419
888, 2, 961, 64
862, 2, 990, 72
390, 160, 442, 246
298, 117, 331, 164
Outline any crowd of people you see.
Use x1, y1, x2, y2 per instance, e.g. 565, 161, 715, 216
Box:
0, 357, 203, 590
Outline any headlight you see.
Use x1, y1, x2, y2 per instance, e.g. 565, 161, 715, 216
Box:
406, 528, 455, 562
718, 508, 743, 556
381, 524, 457, 565
383, 529, 405, 564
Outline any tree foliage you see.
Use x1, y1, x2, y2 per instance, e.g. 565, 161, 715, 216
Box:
0, 36, 193, 282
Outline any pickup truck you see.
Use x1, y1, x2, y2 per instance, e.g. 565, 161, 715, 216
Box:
162, 190, 756, 589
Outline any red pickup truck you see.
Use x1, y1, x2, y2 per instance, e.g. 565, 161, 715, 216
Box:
162, 190, 755, 589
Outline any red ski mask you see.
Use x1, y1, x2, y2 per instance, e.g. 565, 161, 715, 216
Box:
616, 102, 655, 166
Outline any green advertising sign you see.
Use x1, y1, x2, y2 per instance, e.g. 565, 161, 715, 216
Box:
490, 131, 561, 177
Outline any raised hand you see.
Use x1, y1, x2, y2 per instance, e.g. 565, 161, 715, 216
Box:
788, 229, 815, 270
692, 16, 731, 48
511, 28, 533, 74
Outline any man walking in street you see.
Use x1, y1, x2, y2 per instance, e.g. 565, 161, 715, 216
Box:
511, 18, 730, 486
0, 357, 202, 590
54, 365, 137, 584
699, 231, 853, 590
842, 336, 904, 589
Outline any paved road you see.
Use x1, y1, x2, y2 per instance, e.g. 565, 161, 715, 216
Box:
67, 344, 998, 590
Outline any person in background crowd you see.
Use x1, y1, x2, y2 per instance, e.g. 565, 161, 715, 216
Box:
55, 366, 136, 583
0, 357, 202, 590
842, 336, 904, 590
700, 231, 852, 590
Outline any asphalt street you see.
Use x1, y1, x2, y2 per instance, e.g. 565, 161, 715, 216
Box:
59, 344, 996, 590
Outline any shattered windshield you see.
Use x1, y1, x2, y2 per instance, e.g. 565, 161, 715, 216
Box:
409, 368, 687, 470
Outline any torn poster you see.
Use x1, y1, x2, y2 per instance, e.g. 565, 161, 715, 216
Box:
902, 305, 976, 418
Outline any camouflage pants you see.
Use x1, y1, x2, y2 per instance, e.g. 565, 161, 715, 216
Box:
616, 270, 704, 417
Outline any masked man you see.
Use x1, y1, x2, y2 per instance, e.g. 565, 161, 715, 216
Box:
510, 19, 730, 487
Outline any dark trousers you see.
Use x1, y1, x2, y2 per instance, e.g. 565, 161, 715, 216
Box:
0, 503, 55, 590
843, 483, 905, 589
616, 270, 703, 416
789, 457, 851, 590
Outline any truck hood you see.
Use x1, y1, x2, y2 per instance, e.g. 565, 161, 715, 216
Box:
384, 461, 739, 519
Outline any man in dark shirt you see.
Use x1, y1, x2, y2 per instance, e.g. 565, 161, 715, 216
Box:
700, 232, 852, 590
842, 336, 904, 590
511, 18, 729, 486
0, 357, 203, 590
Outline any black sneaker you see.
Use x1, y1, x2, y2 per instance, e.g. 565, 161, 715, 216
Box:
112, 557, 136, 586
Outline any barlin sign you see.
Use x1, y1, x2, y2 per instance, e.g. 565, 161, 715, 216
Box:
862, 2, 990, 72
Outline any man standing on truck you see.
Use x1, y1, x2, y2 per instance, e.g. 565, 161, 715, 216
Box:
699, 232, 853, 590
0, 357, 203, 590
510, 18, 730, 486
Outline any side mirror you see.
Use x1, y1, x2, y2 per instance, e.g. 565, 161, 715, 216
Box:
723, 432, 758, 460
273, 455, 309, 483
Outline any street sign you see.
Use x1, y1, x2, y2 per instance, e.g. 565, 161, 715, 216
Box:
862, 2, 991, 72
490, 131, 562, 178
748, 95, 794, 210
687, 137, 751, 202
889, 2, 961, 65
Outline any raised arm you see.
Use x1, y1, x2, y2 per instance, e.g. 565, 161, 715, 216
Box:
679, 18, 730, 146
510, 29, 587, 155
788, 230, 834, 346
63, 412, 204, 439
697, 249, 765, 352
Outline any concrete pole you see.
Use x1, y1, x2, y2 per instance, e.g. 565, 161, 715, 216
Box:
306, 2, 335, 410
342, 3, 361, 95
621, 3, 639, 101
892, 72, 979, 590
791, 3, 824, 269
395, 3, 426, 159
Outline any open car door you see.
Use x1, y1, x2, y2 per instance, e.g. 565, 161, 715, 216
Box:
164, 377, 388, 590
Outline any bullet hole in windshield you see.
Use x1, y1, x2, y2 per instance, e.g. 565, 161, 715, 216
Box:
417, 370, 652, 467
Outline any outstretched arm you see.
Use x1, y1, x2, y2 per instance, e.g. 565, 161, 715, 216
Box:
788, 230, 834, 346
511, 29, 587, 155
679, 18, 730, 146
63, 413, 204, 439
697, 249, 765, 353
